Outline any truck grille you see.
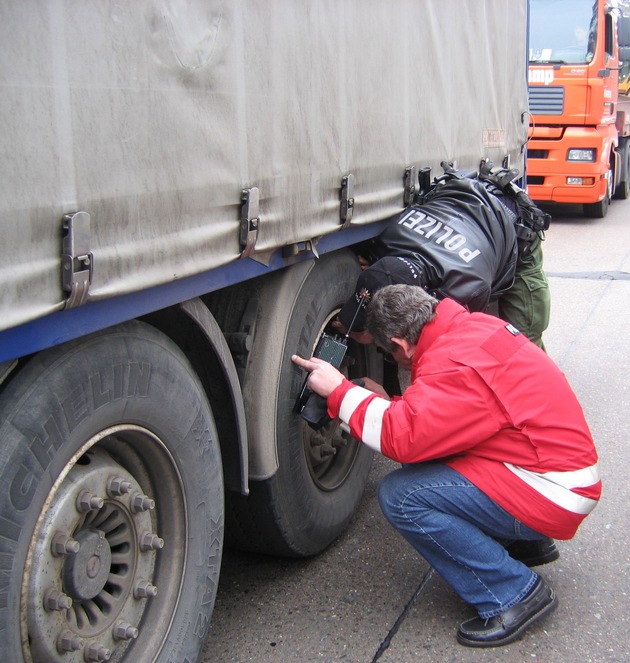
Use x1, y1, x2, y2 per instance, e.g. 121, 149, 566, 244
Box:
529, 86, 564, 115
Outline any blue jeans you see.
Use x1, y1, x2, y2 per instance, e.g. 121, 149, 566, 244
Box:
378, 463, 541, 619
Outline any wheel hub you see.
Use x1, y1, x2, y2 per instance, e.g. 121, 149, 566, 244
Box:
62, 529, 112, 602
26, 443, 161, 662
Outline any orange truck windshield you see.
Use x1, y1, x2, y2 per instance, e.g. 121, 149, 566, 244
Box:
529, 0, 598, 64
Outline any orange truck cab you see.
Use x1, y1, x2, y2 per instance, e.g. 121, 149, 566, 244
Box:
527, 0, 630, 217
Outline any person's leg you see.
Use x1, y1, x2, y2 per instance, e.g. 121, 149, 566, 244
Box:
498, 237, 550, 351
378, 463, 542, 619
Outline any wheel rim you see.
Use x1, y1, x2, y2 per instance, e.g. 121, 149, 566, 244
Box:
302, 313, 365, 492
23, 426, 186, 662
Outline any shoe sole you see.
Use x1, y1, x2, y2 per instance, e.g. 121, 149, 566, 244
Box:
456, 590, 558, 648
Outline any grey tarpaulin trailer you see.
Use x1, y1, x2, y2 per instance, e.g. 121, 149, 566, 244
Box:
0, 1, 529, 661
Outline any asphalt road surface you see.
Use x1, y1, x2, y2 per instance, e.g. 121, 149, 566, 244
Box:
202, 199, 630, 663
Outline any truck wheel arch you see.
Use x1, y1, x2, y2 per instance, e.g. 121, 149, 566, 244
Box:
225, 250, 381, 557
144, 299, 250, 495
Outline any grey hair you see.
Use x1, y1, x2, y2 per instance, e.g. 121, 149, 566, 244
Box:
366, 285, 439, 352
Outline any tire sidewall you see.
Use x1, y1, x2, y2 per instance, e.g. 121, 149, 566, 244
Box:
0, 321, 223, 662
271, 252, 374, 552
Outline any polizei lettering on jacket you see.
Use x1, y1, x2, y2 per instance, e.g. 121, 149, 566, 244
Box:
397, 208, 480, 263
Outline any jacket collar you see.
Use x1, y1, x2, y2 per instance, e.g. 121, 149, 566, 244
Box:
415, 298, 467, 359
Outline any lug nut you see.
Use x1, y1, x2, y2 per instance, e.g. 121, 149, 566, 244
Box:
107, 476, 132, 497
130, 492, 155, 512
77, 490, 104, 512
113, 620, 139, 641
57, 629, 83, 653
134, 580, 158, 598
85, 643, 112, 661
140, 532, 164, 552
44, 587, 73, 611
51, 531, 80, 556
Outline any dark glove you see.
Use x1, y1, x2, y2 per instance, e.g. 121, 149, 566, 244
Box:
300, 379, 365, 431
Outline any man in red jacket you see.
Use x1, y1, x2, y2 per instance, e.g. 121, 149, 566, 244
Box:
292, 285, 600, 648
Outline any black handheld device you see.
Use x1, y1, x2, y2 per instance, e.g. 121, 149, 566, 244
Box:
294, 290, 368, 430
294, 333, 348, 429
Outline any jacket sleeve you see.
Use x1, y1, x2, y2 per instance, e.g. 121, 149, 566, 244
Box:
327, 367, 506, 463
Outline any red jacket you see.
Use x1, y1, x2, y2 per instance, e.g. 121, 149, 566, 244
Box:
327, 299, 601, 539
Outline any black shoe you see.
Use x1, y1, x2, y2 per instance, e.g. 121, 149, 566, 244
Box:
505, 537, 559, 567
457, 577, 558, 648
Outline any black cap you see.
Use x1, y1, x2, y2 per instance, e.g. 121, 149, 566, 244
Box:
338, 256, 423, 332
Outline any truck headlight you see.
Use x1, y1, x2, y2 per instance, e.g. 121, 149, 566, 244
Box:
567, 148, 596, 162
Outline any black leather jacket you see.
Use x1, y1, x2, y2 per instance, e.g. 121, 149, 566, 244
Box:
371, 178, 518, 312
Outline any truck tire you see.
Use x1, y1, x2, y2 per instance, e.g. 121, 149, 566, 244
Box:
226, 251, 379, 557
583, 166, 612, 218
0, 321, 223, 663
613, 141, 630, 200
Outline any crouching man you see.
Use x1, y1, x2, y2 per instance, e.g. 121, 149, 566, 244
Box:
292, 285, 600, 648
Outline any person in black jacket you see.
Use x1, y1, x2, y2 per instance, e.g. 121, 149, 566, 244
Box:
335, 162, 550, 349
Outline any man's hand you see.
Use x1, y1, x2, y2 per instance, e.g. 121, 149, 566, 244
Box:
291, 355, 345, 397
292, 355, 390, 401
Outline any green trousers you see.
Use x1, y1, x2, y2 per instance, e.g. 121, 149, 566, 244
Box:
498, 237, 550, 351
